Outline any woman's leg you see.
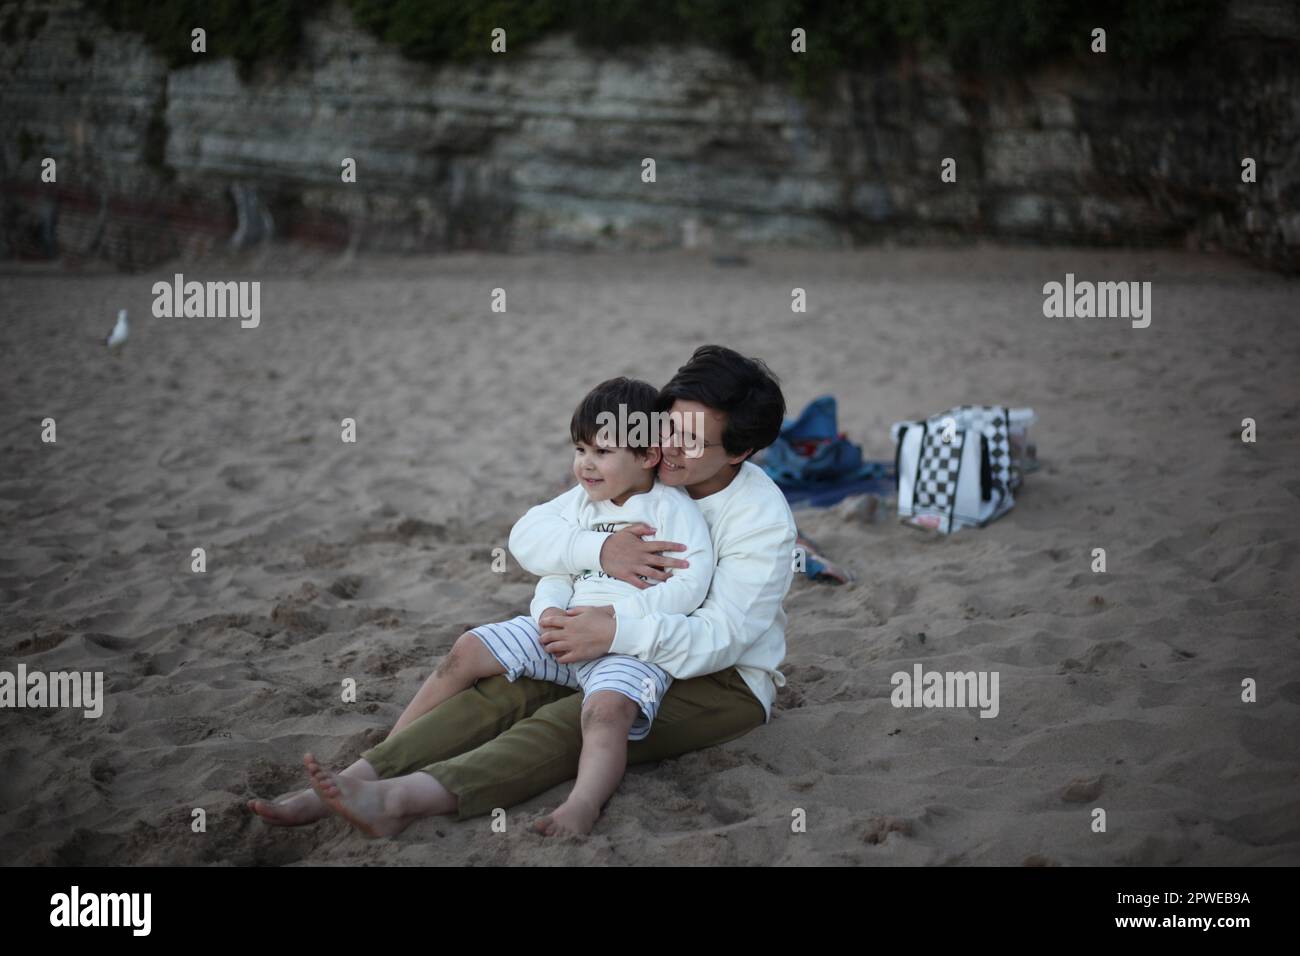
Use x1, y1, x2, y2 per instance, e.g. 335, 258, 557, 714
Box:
262, 667, 765, 837
249, 673, 575, 826
303, 753, 457, 838
248, 756, 380, 826
625, 666, 765, 766
424, 666, 765, 822
249, 633, 504, 826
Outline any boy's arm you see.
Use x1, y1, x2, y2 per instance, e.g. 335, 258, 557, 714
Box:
530, 574, 575, 623
609, 515, 795, 680
508, 484, 609, 578
608, 495, 713, 619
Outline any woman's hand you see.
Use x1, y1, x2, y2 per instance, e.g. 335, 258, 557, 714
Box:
599, 523, 689, 589
537, 607, 567, 629
538, 606, 616, 663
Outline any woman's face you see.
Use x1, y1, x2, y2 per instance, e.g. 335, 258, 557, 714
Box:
656, 399, 745, 494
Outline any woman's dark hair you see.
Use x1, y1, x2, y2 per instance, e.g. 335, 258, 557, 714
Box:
570, 376, 660, 456
656, 345, 786, 460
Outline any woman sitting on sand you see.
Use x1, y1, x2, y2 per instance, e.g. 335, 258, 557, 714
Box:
249, 345, 797, 837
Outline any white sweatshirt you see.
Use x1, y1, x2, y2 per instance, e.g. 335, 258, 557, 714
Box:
518, 481, 715, 626
508, 461, 797, 720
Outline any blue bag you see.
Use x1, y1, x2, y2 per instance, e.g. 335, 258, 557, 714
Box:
760, 396, 892, 507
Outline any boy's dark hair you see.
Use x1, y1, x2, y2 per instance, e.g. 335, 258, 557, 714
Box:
656, 345, 785, 461
570, 376, 660, 457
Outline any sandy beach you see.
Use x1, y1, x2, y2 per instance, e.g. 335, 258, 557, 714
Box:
1, 244, 1297, 865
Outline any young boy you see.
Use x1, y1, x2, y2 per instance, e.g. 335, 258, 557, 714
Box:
403, 377, 714, 835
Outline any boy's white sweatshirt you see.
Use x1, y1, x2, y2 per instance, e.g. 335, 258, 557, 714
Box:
508, 462, 797, 720
522, 481, 715, 623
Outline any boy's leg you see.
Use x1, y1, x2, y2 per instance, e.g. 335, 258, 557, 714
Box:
363, 675, 576, 779
390, 630, 508, 736
530, 653, 669, 835
572, 653, 671, 742
377, 613, 577, 765
423, 665, 766, 820
534, 690, 639, 837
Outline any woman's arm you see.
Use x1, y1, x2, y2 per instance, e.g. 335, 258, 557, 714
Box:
509, 488, 691, 587
543, 515, 795, 673
609, 516, 795, 678
609, 496, 713, 618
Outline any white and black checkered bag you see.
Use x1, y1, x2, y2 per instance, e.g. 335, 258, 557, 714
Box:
890, 406, 1036, 534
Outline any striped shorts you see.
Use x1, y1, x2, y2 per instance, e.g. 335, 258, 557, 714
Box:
470, 615, 672, 741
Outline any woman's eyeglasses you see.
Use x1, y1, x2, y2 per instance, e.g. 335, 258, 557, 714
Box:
662, 426, 722, 458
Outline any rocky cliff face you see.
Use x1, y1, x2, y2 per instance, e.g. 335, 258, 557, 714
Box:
2, 0, 1297, 270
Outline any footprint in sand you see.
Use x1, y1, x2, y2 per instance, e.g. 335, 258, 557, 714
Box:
82, 632, 132, 652
863, 815, 913, 844
328, 574, 364, 599
219, 464, 263, 492
1060, 775, 1105, 803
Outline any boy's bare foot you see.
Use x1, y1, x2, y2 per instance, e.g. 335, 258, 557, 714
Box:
532, 795, 601, 837
247, 788, 329, 826
302, 753, 412, 839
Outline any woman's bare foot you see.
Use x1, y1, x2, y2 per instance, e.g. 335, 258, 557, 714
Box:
532, 795, 601, 837
247, 788, 329, 826
302, 753, 414, 839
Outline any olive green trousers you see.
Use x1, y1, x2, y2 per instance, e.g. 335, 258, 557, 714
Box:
361, 666, 765, 819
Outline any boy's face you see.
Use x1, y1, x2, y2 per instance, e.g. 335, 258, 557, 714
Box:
573, 433, 661, 505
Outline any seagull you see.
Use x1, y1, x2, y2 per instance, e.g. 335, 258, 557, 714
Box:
105, 309, 128, 351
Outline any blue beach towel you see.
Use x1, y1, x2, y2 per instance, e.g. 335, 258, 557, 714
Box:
759, 396, 893, 584
760, 396, 894, 508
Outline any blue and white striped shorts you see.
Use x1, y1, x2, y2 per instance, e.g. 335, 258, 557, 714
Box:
470, 615, 671, 741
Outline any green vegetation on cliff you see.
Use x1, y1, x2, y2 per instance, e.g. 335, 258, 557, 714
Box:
90, 0, 313, 75
90, 0, 1225, 91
